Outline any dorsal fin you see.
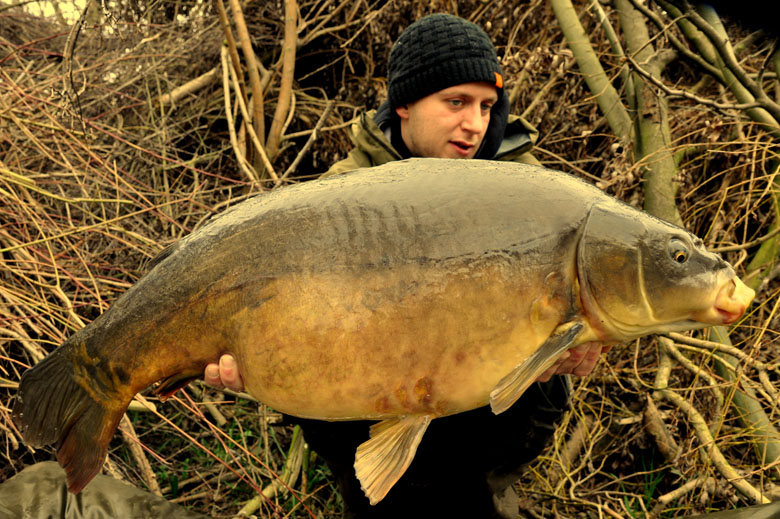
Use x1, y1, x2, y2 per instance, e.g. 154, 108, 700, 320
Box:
144, 242, 179, 271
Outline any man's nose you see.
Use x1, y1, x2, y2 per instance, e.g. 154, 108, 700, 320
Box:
460, 105, 485, 134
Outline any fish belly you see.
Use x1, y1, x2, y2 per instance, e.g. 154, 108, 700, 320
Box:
232, 261, 574, 421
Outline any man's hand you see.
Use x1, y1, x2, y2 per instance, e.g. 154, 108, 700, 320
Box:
535, 342, 612, 382
204, 354, 244, 392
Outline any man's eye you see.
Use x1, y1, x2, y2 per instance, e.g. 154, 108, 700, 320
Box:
448, 99, 463, 107
481, 104, 493, 112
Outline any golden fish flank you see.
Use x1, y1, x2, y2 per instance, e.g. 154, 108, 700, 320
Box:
237, 261, 549, 420
13, 158, 754, 506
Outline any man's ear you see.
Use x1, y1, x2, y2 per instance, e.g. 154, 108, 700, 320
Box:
395, 105, 410, 120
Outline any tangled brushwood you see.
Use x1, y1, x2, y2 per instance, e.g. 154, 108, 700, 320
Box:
1, 0, 779, 517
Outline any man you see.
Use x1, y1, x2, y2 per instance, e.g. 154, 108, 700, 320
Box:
206, 13, 608, 518
2, 13, 606, 519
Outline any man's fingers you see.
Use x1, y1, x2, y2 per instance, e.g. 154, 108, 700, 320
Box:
571, 345, 602, 376
204, 355, 245, 392
535, 351, 570, 382
551, 345, 586, 374
535, 342, 611, 380
219, 354, 245, 392
204, 363, 224, 388
535, 365, 557, 382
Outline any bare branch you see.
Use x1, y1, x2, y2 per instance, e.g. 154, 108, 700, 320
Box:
550, 0, 633, 143
220, 45, 260, 186
266, 0, 299, 159
214, 0, 246, 102
625, 55, 765, 113
156, 68, 219, 108
686, 2, 780, 123
228, 0, 266, 150
656, 387, 770, 504
629, 0, 724, 80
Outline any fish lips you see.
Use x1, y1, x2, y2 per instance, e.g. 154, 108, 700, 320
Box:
693, 276, 755, 325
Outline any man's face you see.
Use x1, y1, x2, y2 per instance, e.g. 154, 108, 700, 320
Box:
395, 82, 498, 159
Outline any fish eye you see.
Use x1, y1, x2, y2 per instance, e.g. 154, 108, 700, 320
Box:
669, 239, 689, 264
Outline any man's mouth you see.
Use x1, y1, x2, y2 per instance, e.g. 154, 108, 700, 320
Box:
450, 141, 474, 156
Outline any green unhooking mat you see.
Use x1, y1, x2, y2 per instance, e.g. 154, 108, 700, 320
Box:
0, 462, 207, 519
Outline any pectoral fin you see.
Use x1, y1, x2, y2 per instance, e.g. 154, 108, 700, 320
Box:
490, 321, 584, 414
154, 370, 201, 400
354, 415, 432, 505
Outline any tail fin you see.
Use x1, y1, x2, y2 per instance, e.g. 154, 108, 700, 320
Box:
12, 348, 127, 493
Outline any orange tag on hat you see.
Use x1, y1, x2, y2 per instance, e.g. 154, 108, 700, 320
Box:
495, 72, 503, 89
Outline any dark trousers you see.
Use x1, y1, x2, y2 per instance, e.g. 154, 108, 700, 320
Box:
291, 375, 571, 518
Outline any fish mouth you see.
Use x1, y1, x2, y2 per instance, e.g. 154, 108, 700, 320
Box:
693, 276, 754, 325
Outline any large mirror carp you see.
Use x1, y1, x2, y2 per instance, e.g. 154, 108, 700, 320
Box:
13, 158, 754, 505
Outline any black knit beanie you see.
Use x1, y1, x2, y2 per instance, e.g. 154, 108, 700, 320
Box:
387, 14, 504, 110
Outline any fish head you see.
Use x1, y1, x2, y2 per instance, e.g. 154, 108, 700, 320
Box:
577, 204, 754, 341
